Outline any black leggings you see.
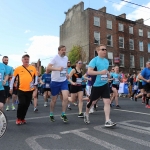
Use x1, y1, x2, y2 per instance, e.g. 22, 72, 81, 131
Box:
17, 90, 33, 120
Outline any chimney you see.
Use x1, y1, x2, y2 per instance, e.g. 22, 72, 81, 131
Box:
118, 13, 126, 19
98, 7, 106, 13
136, 18, 144, 24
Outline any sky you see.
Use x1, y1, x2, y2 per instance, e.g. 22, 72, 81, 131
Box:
0, 0, 150, 68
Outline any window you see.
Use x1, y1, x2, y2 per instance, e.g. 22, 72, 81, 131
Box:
118, 23, 124, 31
119, 37, 124, 48
120, 54, 124, 67
129, 39, 134, 50
108, 52, 113, 66
139, 41, 143, 51
148, 43, 150, 53
107, 35, 113, 46
148, 31, 150, 38
130, 55, 135, 68
94, 32, 100, 44
140, 57, 144, 68
107, 20, 112, 29
139, 29, 143, 36
94, 17, 100, 27
129, 26, 133, 34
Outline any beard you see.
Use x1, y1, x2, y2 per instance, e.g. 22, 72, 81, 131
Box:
60, 53, 66, 57
3, 62, 8, 65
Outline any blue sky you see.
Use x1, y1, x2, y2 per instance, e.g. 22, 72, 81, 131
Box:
0, 0, 150, 68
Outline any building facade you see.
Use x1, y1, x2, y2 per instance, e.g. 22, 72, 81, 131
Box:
60, 1, 150, 73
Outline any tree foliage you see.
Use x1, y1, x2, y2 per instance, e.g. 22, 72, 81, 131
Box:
68, 45, 86, 65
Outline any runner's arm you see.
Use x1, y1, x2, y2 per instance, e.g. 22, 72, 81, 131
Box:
68, 69, 76, 85
138, 74, 148, 83
47, 64, 62, 71
88, 67, 108, 75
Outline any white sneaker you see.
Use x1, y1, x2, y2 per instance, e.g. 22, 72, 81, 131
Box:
84, 112, 90, 124
105, 119, 116, 127
44, 102, 48, 107
6, 106, 9, 111
12, 105, 16, 111
89, 107, 94, 114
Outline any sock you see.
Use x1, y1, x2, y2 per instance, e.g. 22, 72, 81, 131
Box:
50, 112, 53, 116
146, 97, 149, 105
61, 112, 65, 116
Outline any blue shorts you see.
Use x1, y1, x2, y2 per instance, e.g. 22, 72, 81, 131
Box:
50, 80, 68, 96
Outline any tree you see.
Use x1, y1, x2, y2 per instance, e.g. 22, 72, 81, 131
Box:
68, 45, 86, 65
41, 66, 46, 74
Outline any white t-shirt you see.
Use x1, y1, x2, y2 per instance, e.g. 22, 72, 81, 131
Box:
50, 54, 68, 82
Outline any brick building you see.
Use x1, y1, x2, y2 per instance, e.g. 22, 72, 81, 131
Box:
60, 1, 150, 73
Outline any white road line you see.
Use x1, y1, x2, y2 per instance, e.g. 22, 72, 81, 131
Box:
119, 120, 150, 131
117, 124, 150, 135
114, 109, 150, 115
94, 126, 150, 147
26, 134, 62, 150
61, 128, 125, 150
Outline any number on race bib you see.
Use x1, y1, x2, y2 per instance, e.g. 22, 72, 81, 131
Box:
76, 78, 82, 85
60, 68, 67, 77
45, 84, 50, 88
101, 74, 108, 81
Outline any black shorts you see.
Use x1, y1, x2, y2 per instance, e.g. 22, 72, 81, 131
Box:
0, 90, 5, 104
4, 86, 11, 98
68, 84, 71, 93
43, 88, 51, 92
112, 84, 119, 90
143, 84, 150, 93
70, 85, 83, 93
90, 83, 110, 101
13, 88, 18, 95
138, 82, 143, 90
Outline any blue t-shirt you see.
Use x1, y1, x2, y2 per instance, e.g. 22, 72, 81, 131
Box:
88, 56, 109, 87
42, 73, 51, 88
112, 73, 121, 85
141, 68, 150, 85
67, 67, 72, 84
4, 65, 13, 86
82, 76, 86, 85
0, 63, 8, 90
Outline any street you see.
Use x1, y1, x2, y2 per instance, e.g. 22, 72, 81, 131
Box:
1, 96, 150, 150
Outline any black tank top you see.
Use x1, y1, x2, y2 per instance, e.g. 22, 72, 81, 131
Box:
72, 68, 82, 85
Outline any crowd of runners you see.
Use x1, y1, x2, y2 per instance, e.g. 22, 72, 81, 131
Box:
0, 44, 150, 127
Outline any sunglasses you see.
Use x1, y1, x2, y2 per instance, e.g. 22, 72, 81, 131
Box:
78, 62, 82, 64
100, 48, 107, 51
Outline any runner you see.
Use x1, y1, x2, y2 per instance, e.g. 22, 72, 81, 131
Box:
0, 62, 8, 110
67, 60, 72, 110
31, 63, 39, 112
47, 45, 69, 122
10, 54, 38, 125
2, 56, 14, 111
138, 61, 150, 108
110, 66, 121, 109
68, 60, 84, 117
40, 68, 51, 107
84, 44, 116, 127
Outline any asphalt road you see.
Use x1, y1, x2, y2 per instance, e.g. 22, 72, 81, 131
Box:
1, 95, 150, 150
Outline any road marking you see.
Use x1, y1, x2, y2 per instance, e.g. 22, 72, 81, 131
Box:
114, 109, 150, 116
119, 120, 150, 131
25, 134, 62, 150
94, 125, 150, 147
61, 128, 125, 150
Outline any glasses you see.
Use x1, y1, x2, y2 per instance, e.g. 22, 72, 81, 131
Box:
100, 48, 107, 51
78, 62, 82, 64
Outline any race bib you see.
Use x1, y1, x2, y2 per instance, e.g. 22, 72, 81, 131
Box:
0, 73, 2, 82
115, 78, 119, 82
60, 68, 67, 77
101, 74, 108, 81
45, 83, 50, 88
76, 78, 82, 85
